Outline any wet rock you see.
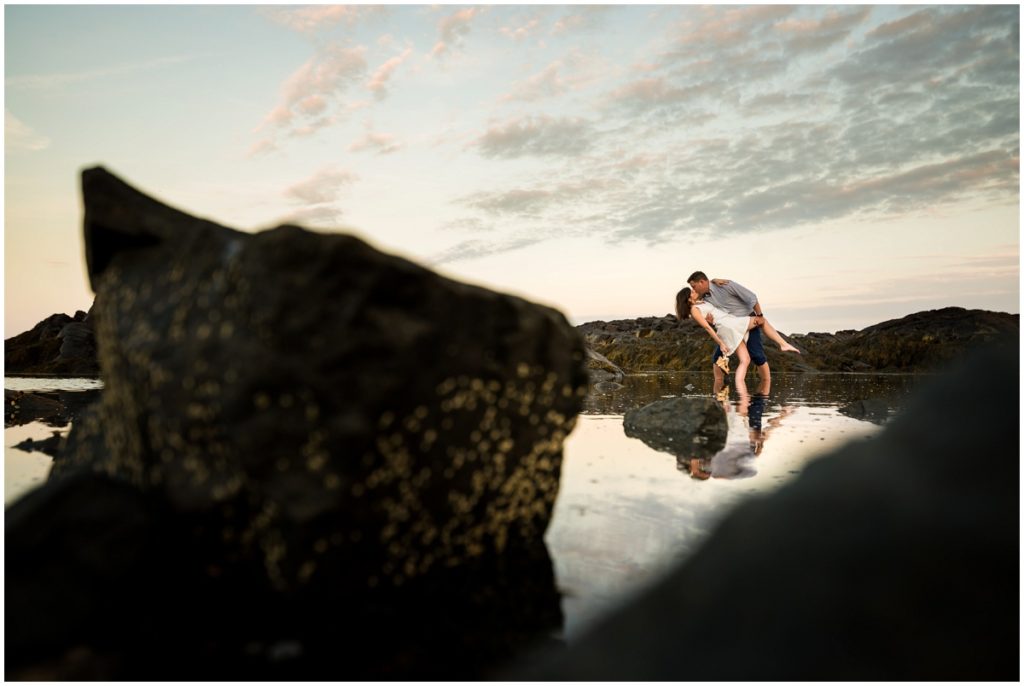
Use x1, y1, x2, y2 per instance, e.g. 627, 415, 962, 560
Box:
5, 390, 65, 427
623, 397, 727, 459
514, 336, 1018, 680
4, 389, 102, 429
5, 308, 99, 376
592, 381, 624, 393
838, 398, 891, 424
6, 167, 588, 679
586, 348, 626, 383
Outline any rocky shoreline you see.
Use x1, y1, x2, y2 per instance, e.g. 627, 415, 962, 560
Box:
7, 305, 1018, 380
580, 307, 1019, 375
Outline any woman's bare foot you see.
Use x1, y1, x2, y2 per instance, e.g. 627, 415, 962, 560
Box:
780, 342, 800, 354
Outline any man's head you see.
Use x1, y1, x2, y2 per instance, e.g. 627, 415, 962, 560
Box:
687, 271, 709, 296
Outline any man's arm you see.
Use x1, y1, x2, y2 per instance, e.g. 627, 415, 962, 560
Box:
720, 280, 759, 313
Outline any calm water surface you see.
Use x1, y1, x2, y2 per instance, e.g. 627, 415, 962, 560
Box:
4, 372, 923, 641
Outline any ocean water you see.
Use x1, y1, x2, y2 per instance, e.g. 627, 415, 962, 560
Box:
3, 372, 922, 641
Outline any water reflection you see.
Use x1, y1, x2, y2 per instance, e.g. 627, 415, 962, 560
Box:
550, 370, 923, 639
584, 371, 921, 417
5, 373, 923, 645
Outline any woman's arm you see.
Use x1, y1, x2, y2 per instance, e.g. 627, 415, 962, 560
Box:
691, 306, 729, 353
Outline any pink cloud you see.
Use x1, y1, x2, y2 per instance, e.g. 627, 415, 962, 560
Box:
284, 166, 359, 205
348, 127, 402, 155
256, 45, 367, 138
263, 5, 382, 34
367, 48, 413, 99
432, 7, 482, 59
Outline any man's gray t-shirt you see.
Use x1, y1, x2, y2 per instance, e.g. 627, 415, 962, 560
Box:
706, 281, 758, 316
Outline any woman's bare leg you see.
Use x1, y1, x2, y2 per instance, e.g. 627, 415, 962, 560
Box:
734, 342, 751, 382
749, 316, 799, 353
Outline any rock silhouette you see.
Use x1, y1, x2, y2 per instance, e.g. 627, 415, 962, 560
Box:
512, 336, 1019, 680
5, 167, 589, 679
4, 309, 98, 376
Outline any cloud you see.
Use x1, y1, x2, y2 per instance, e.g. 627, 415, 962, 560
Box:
552, 6, 610, 35
774, 7, 872, 54
500, 50, 606, 102
502, 62, 567, 102
262, 5, 383, 34
348, 126, 402, 155
432, 6, 1017, 266
246, 138, 278, 158
276, 204, 347, 228
474, 115, 596, 159
7, 55, 193, 90
284, 167, 358, 205
256, 45, 367, 137
500, 16, 542, 42
429, 235, 543, 265
5, 110, 50, 151
366, 47, 412, 99
431, 7, 482, 59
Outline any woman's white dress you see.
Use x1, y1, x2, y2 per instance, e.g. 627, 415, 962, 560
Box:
694, 301, 750, 356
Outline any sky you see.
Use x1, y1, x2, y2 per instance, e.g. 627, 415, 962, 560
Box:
4, 4, 1020, 338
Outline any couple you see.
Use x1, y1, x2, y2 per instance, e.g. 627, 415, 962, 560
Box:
675, 271, 799, 387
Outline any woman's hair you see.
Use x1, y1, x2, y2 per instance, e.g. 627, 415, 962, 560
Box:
675, 287, 693, 321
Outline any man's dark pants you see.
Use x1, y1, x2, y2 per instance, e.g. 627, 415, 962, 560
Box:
712, 321, 767, 366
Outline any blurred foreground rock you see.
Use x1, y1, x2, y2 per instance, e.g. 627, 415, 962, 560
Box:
5, 167, 589, 680
512, 336, 1019, 680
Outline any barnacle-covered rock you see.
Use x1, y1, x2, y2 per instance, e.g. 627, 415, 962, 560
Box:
9, 167, 588, 679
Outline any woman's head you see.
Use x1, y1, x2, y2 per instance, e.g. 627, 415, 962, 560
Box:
675, 287, 695, 320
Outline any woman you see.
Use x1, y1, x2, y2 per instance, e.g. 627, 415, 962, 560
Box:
675, 286, 799, 379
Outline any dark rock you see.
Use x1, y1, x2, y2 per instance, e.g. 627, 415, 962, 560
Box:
6, 167, 588, 679
4, 389, 102, 429
586, 348, 625, 383
512, 336, 1019, 680
623, 397, 727, 459
579, 308, 1018, 374
838, 398, 891, 424
5, 312, 100, 376
5, 390, 64, 427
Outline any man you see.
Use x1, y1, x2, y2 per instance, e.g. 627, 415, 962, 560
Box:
687, 271, 770, 391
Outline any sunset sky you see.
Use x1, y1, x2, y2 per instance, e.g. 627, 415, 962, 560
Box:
4, 4, 1020, 338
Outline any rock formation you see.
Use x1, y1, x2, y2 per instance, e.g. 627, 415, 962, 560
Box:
4, 309, 98, 376
579, 308, 1019, 374
5, 167, 589, 679
511, 336, 1019, 680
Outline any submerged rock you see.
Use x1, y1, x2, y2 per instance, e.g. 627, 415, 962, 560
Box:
6, 167, 589, 679
838, 398, 891, 424
623, 397, 728, 460
513, 336, 1019, 680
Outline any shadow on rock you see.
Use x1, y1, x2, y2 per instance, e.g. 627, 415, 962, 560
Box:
511, 336, 1019, 680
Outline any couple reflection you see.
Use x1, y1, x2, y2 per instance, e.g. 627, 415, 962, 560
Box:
685, 378, 793, 480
